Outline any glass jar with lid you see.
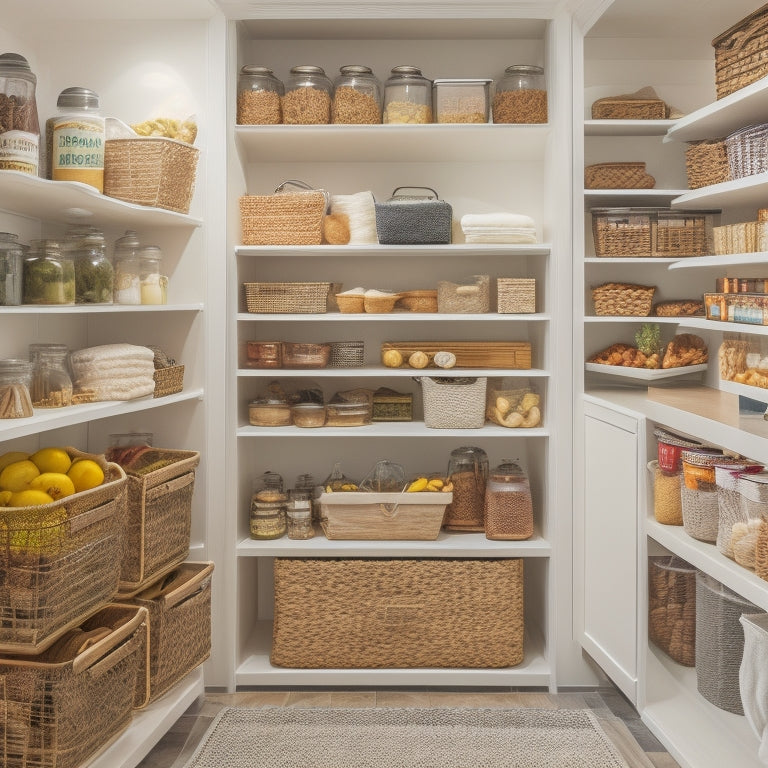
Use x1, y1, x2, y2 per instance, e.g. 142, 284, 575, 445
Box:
282, 65, 333, 125
383, 66, 432, 124
484, 459, 534, 541
138, 245, 166, 305
28, 343, 73, 408
443, 446, 488, 531
0, 359, 34, 418
112, 229, 142, 305
0, 232, 23, 306
22, 239, 75, 305
332, 65, 382, 124
0, 53, 40, 174
249, 471, 288, 540
73, 231, 113, 304
287, 497, 315, 540
237, 65, 284, 125
492, 65, 548, 124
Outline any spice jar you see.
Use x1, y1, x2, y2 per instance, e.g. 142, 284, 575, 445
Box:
282, 66, 333, 125
383, 66, 433, 124
0, 232, 23, 306
493, 65, 548, 124
249, 471, 288, 540
139, 245, 166, 305
443, 446, 488, 531
484, 459, 533, 540
237, 65, 284, 125
28, 343, 73, 408
0, 359, 34, 418
112, 230, 142, 305
47, 87, 105, 191
332, 65, 382, 124
73, 232, 113, 304
292, 473, 319, 522
0, 53, 40, 174
22, 239, 75, 305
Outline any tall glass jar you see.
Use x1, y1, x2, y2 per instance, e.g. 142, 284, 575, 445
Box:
0, 359, 34, 418
112, 230, 142, 305
0, 232, 23, 306
332, 65, 382, 124
237, 66, 284, 125
484, 459, 534, 541
138, 245, 166, 305
443, 446, 488, 531
74, 232, 113, 304
28, 343, 73, 408
0, 53, 40, 175
249, 472, 288, 540
383, 66, 432, 124
23, 239, 75, 305
282, 66, 333, 125
492, 65, 548, 124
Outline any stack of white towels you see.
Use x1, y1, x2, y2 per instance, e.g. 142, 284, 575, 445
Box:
69, 343, 156, 401
460, 212, 537, 244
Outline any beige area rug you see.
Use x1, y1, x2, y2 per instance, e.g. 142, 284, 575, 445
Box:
183, 706, 632, 767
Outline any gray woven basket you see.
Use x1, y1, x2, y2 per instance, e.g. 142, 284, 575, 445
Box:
328, 341, 365, 368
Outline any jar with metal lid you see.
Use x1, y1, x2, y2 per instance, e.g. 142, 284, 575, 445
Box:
112, 230, 142, 305
28, 343, 73, 408
237, 65, 284, 125
383, 66, 432, 124
0, 358, 34, 418
282, 65, 333, 125
0, 53, 40, 174
73, 232, 113, 304
332, 65, 382, 124
493, 65, 548, 124
139, 245, 166, 305
484, 459, 533, 540
22, 239, 75, 305
0, 232, 23, 306
443, 446, 488, 531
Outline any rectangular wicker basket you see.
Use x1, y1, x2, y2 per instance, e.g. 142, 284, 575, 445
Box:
153, 364, 184, 398
712, 4, 768, 99
271, 557, 524, 668
240, 186, 327, 246
685, 139, 731, 189
591, 97, 667, 120
592, 282, 656, 316
584, 162, 655, 190
244, 281, 331, 314
497, 278, 536, 313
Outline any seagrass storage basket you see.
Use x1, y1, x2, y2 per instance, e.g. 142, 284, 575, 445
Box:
497, 278, 536, 313
327, 341, 364, 368
648, 556, 697, 667
584, 162, 655, 189
129, 561, 213, 705
592, 208, 653, 256
0, 604, 149, 768
685, 139, 731, 188
271, 557, 524, 668
712, 4, 768, 99
244, 281, 331, 314
591, 97, 667, 120
725, 123, 768, 179
591, 282, 655, 316
116, 448, 200, 596
153, 364, 184, 397
104, 137, 199, 214
0, 450, 126, 655
419, 376, 487, 429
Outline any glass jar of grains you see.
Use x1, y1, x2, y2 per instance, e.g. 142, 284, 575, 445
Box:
112, 230, 142, 305
0, 53, 40, 174
332, 65, 382, 124
383, 66, 432, 124
23, 239, 75, 305
443, 446, 488, 531
237, 65, 284, 125
493, 65, 548, 124
282, 65, 333, 125
484, 459, 534, 541
28, 343, 73, 408
0, 232, 23, 306
287, 497, 315, 539
0, 359, 34, 419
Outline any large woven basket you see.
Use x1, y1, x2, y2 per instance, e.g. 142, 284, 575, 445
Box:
419, 376, 487, 429
713, 4, 768, 99
497, 278, 536, 313
725, 123, 768, 179
584, 162, 655, 190
0, 604, 149, 768
104, 138, 198, 214
591, 282, 655, 316
591, 97, 667, 120
592, 208, 653, 257
0, 449, 126, 655
244, 281, 331, 314
271, 557, 524, 668
685, 139, 731, 189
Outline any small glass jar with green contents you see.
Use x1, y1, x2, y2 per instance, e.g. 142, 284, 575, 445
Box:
73, 232, 113, 304
22, 239, 75, 305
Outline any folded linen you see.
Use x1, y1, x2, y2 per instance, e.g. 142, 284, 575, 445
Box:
464, 231, 538, 244
70, 343, 155, 365
461, 212, 536, 230
330, 191, 378, 244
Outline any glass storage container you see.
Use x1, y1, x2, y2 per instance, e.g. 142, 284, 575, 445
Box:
249, 471, 287, 539
73, 231, 113, 304
138, 245, 166, 305
249, 397, 292, 426
291, 402, 326, 427
443, 446, 489, 531
0, 232, 23, 306
332, 65, 382, 124
112, 229, 142, 305
432, 78, 491, 123
383, 65, 432, 124
282, 65, 333, 125
0, 358, 34, 418
0, 52, 40, 174
28, 342, 73, 408
492, 64, 547, 124
237, 65, 284, 125
22, 239, 75, 305
484, 459, 534, 540
287, 498, 314, 539
325, 400, 372, 426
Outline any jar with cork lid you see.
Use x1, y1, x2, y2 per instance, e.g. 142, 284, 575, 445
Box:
237, 66, 284, 125
493, 65, 548, 124
332, 65, 382, 124
282, 66, 333, 125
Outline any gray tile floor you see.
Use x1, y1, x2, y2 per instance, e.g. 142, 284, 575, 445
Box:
137, 686, 680, 768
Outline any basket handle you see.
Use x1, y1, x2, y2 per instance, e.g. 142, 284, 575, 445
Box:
160, 562, 214, 609
274, 179, 330, 210
144, 470, 195, 502
72, 605, 147, 675
391, 186, 439, 199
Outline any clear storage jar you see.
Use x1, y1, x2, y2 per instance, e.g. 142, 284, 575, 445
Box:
28, 342, 73, 408
0, 232, 23, 306
282, 65, 333, 125
443, 446, 488, 531
73, 232, 113, 304
0, 52, 40, 174
332, 65, 382, 124
0, 358, 34, 418
112, 230, 142, 305
484, 459, 534, 540
237, 65, 284, 125
383, 66, 432, 124
432, 78, 491, 124
249, 471, 287, 539
287, 498, 314, 539
138, 245, 166, 305
22, 239, 74, 305
493, 65, 548, 124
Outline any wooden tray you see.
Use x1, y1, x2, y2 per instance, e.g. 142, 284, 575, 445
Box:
381, 341, 532, 369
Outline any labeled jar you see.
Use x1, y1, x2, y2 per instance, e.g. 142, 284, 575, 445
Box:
493, 65, 547, 124
0, 232, 23, 306
28, 343, 73, 408
22, 239, 75, 305
0, 53, 40, 174
484, 459, 533, 540
0, 358, 34, 418
47, 87, 105, 191
139, 245, 166, 305
112, 230, 142, 305
332, 65, 382, 124
282, 65, 333, 125
443, 446, 488, 531
383, 66, 432, 124
73, 232, 113, 304
237, 65, 284, 125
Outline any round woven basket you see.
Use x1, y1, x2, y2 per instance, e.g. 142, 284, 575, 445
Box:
335, 294, 365, 313
397, 290, 438, 313
364, 293, 399, 313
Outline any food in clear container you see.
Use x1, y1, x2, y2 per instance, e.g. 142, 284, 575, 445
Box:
332, 65, 382, 124
493, 65, 547, 124
432, 78, 491, 123
443, 445, 488, 531
22, 239, 75, 305
282, 65, 333, 125
237, 65, 284, 125
281, 342, 331, 369
383, 66, 432, 124
291, 403, 326, 427
484, 459, 534, 540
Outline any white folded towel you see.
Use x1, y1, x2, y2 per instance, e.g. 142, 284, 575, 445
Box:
461, 212, 536, 230
464, 231, 539, 244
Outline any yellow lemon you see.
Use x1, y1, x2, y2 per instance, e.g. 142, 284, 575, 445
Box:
0, 490, 12, 506
0, 460, 41, 493
9, 489, 54, 507
30, 447, 72, 475
0, 451, 30, 473
7, 503, 67, 554
29, 472, 76, 501
67, 459, 104, 492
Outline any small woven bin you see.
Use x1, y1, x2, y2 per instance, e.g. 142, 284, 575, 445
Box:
104, 138, 199, 214
591, 282, 655, 316
271, 557, 524, 668
591, 97, 667, 120
685, 139, 731, 188
497, 278, 536, 313
153, 365, 184, 397
397, 290, 438, 313
419, 376, 487, 429
244, 281, 331, 314
592, 209, 653, 257
648, 556, 697, 667
327, 341, 364, 368
713, 4, 768, 99
240, 184, 327, 246
0, 604, 149, 768
584, 162, 655, 189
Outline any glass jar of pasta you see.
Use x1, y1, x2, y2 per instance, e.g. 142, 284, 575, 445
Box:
383, 66, 432, 124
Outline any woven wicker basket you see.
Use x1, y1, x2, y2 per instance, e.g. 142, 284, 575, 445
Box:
397, 290, 438, 313
591, 282, 655, 316
0, 604, 149, 768
584, 162, 655, 189
153, 365, 184, 397
244, 281, 331, 314
685, 139, 731, 189
327, 341, 364, 367
0, 450, 126, 655
419, 376, 487, 429
372, 389, 413, 422
592, 208, 654, 257
726, 123, 768, 179
364, 293, 400, 313
335, 293, 365, 313
713, 4, 768, 99
271, 557, 524, 668
104, 138, 198, 214
591, 97, 667, 120
497, 278, 536, 313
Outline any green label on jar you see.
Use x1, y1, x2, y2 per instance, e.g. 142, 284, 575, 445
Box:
52, 119, 104, 189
